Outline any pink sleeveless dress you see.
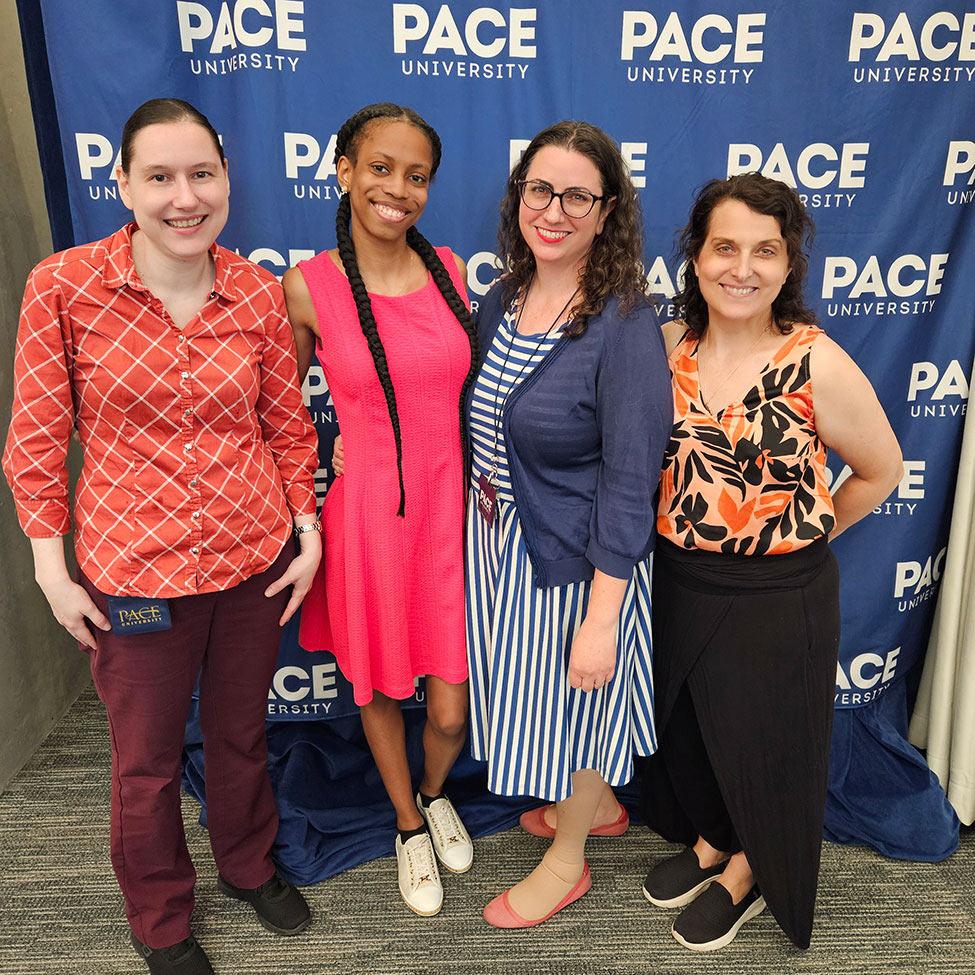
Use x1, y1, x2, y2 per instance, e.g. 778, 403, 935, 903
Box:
297, 249, 471, 705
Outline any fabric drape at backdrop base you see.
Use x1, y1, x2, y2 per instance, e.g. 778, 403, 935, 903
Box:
828, 682, 959, 858
183, 709, 537, 884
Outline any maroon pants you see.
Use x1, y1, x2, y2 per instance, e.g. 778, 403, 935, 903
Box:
79, 544, 291, 949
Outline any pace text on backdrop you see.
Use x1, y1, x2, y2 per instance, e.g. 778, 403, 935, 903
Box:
26, 0, 975, 728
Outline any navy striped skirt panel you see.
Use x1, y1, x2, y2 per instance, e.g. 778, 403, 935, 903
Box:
465, 491, 657, 802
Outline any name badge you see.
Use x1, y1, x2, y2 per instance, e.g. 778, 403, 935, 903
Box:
477, 472, 497, 525
106, 596, 173, 635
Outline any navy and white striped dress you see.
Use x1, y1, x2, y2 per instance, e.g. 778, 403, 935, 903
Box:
466, 315, 657, 802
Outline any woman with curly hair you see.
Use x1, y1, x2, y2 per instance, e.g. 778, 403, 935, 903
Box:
285, 103, 478, 918
465, 121, 673, 927
640, 173, 902, 951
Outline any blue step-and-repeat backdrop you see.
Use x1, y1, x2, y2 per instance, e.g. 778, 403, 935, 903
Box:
22, 1, 974, 855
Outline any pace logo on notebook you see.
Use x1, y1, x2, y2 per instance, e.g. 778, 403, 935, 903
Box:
107, 597, 173, 634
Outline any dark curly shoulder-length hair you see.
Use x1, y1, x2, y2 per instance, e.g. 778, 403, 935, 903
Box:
497, 120, 646, 337
673, 172, 818, 336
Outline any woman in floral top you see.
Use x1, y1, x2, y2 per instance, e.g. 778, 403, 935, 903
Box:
639, 173, 902, 953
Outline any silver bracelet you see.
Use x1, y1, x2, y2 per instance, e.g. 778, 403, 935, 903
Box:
293, 521, 322, 537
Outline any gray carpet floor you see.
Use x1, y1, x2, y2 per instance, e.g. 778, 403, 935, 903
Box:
1, 688, 972, 975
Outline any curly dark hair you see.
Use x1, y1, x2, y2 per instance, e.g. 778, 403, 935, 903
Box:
332, 103, 477, 517
497, 120, 646, 337
673, 172, 818, 336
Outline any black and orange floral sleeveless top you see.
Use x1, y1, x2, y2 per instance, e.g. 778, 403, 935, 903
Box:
657, 324, 835, 556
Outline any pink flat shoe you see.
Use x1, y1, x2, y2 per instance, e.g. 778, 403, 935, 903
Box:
519, 803, 630, 839
482, 861, 592, 929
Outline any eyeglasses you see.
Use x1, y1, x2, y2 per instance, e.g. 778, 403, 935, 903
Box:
517, 179, 605, 219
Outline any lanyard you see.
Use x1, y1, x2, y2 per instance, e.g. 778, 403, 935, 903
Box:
486, 284, 579, 479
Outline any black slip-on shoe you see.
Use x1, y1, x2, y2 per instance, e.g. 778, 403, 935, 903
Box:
218, 871, 312, 935
671, 883, 766, 952
130, 933, 214, 975
642, 847, 726, 908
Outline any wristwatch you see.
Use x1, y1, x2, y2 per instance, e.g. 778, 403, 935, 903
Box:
293, 521, 322, 537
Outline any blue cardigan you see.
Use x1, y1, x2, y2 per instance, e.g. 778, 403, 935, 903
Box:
467, 282, 674, 588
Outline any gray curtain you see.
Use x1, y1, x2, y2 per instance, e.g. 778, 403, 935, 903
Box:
910, 354, 975, 826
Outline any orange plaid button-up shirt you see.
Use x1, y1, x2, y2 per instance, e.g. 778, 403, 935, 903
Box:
3, 224, 319, 598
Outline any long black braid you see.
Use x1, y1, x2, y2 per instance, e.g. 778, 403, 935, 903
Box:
333, 103, 478, 516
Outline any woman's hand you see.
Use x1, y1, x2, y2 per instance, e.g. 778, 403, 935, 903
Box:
265, 532, 322, 626
332, 434, 344, 477
30, 537, 110, 651
568, 615, 618, 692
568, 569, 627, 692
38, 573, 111, 651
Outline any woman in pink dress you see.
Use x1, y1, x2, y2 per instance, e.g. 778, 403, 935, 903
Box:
284, 104, 478, 917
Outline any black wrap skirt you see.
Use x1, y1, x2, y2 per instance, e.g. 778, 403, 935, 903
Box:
640, 536, 840, 949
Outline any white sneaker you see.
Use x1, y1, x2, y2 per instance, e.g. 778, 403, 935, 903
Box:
416, 793, 474, 874
395, 832, 443, 917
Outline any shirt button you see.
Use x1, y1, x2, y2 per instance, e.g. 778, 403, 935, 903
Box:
184, 408, 193, 418
190, 546, 200, 556
181, 370, 190, 380
189, 479, 198, 488
192, 511, 201, 520
184, 443, 193, 452
209, 291, 217, 299
177, 334, 186, 343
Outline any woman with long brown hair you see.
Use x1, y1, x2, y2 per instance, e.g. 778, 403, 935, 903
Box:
465, 120, 673, 927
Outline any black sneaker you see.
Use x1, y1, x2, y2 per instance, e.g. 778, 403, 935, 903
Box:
218, 871, 312, 935
642, 847, 726, 908
671, 883, 766, 952
129, 933, 214, 975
